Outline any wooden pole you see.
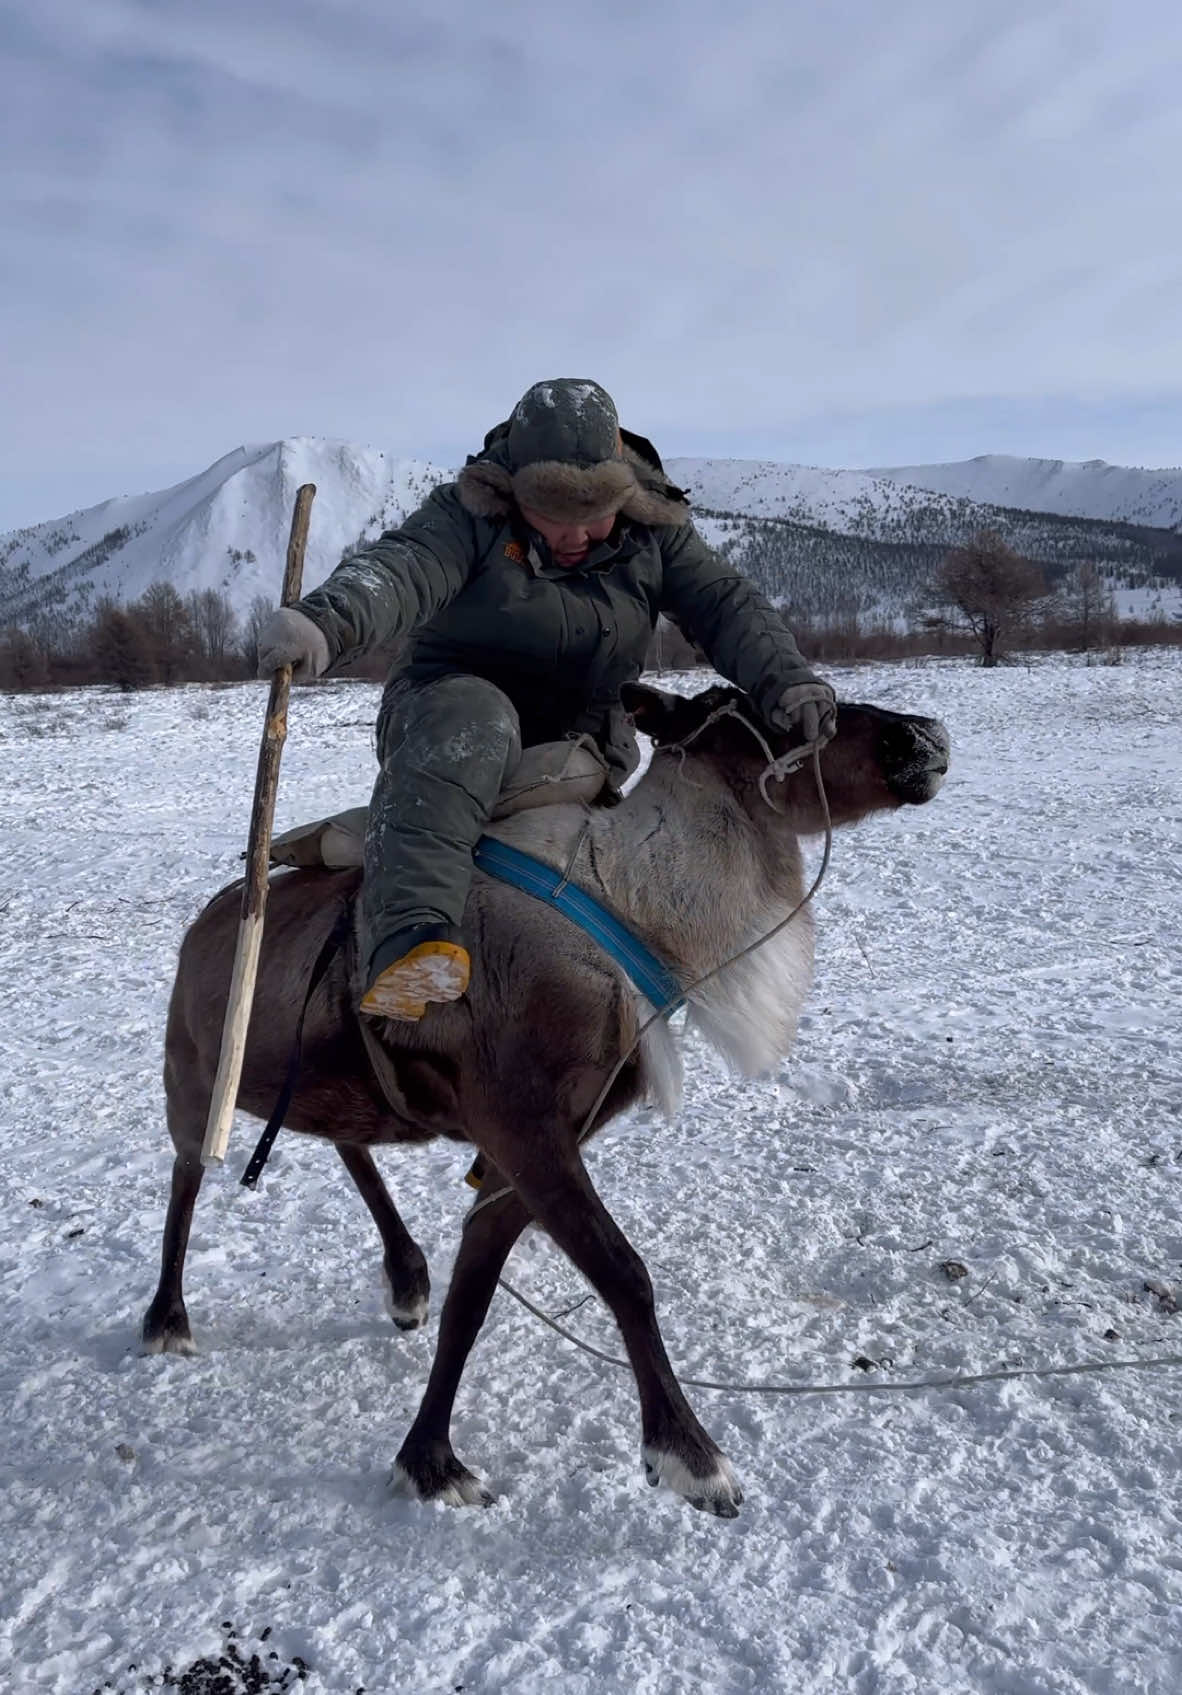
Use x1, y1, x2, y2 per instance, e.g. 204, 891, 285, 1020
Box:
201, 483, 317, 1168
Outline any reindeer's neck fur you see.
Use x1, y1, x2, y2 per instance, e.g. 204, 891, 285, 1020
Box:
492, 748, 815, 1093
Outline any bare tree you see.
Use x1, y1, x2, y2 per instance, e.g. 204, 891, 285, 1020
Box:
185, 588, 240, 675
134, 582, 196, 684
0, 627, 50, 690
1057, 562, 1117, 658
92, 598, 157, 691
240, 593, 275, 674
936, 531, 1047, 667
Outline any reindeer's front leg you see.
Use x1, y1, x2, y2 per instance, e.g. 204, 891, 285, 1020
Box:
489, 1132, 743, 1519
393, 1164, 528, 1506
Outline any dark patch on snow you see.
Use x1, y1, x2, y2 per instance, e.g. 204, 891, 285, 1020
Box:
90, 1624, 310, 1695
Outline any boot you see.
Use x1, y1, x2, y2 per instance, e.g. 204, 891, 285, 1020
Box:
359, 923, 470, 1022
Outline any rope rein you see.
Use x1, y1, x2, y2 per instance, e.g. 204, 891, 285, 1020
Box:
465, 710, 832, 1226
470, 707, 1181, 1403
497, 1277, 1182, 1398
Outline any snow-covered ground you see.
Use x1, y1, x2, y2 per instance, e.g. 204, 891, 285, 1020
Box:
2, 653, 1180, 1694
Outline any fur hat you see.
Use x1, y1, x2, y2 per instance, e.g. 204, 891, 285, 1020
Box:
456, 378, 690, 527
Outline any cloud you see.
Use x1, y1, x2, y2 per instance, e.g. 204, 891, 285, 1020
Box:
3, 0, 1182, 527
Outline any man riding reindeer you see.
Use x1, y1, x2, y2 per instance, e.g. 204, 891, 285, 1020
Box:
257, 378, 834, 1020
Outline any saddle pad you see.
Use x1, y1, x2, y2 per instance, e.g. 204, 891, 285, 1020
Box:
270, 735, 608, 870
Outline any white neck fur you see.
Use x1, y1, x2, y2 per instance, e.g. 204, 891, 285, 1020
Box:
496, 748, 815, 1107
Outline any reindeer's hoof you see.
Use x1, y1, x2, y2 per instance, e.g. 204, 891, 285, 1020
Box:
391, 1446, 494, 1508
386, 1292, 430, 1332
382, 1260, 430, 1332
140, 1305, 196, 1356
140, 1327, 197, 1357
642, 1445, 744, 1518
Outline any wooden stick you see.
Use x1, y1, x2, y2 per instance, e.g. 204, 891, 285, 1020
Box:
201, 483, 317, 1167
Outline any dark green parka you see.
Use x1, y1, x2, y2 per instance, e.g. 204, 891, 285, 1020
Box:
297, 422, 819, 783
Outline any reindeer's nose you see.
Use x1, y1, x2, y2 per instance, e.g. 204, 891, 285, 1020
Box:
914, 717, 950, 774
891, 717, 950, 803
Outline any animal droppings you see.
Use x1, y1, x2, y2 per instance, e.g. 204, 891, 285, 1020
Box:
90, 1626, 309, 1694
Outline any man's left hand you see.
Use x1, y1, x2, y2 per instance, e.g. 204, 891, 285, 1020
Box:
768, 681, 838, 749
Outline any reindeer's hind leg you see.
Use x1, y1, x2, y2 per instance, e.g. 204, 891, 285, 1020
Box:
141, 1145, 204, 1355
143, 1034, 208, 1355
394, 1168, 529, 1506
335, 1143, 430, 1331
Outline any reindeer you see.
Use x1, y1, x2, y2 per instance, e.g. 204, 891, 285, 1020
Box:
143, 683, 949, 1517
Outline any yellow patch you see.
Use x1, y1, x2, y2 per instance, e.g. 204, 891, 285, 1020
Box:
503, 540, 526, 563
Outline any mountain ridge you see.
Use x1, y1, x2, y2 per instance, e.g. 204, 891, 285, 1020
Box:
3, 439, 1180, 632
867, 453, 1182, 531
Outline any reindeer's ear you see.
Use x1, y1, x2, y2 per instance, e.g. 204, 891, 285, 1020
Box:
621, 683, 745, 747
619, 683, 689, 744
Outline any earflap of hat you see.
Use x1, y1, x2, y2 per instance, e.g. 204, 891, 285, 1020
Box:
455, 458, 515, 518
616, 441, 692, 524
617, 481, 693, 526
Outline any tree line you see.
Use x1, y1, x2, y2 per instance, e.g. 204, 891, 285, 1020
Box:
1, 535, 1178, 693
923, 531, 1181, 666
743, 530, 1179, 668
0, 583, 283, 692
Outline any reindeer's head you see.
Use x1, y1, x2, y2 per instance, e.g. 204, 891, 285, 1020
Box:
621, 683, 950, 832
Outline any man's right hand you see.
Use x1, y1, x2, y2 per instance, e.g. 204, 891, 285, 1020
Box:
256, 608, 331, 681
767, 680, 837, 749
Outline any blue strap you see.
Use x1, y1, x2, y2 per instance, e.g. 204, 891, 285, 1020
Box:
473, 835, 684, 1017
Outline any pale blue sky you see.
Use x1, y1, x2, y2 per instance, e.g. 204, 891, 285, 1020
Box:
3, 0, 1180, 531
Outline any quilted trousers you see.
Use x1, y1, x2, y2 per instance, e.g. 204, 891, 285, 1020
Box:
360, 674, 522, 981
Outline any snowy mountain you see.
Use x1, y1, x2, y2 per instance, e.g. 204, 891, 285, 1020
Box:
665, 457, 944, 532
667, 455, 1182, 625
664, 451, 1182, 536
2, 438, 1180, 633
0, 439, 450, 629
870, 455, 1182, 532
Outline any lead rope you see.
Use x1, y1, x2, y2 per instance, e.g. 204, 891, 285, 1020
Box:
496, 1278, 1182, 1397
465, 714, 831, 1228
473, 719, 1182, 1401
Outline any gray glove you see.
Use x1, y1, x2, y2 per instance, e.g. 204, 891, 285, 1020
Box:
256, 607, 330, 681
767, 680, 838, 749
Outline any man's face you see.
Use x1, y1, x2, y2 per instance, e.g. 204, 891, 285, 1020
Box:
518, 504, 618, 568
